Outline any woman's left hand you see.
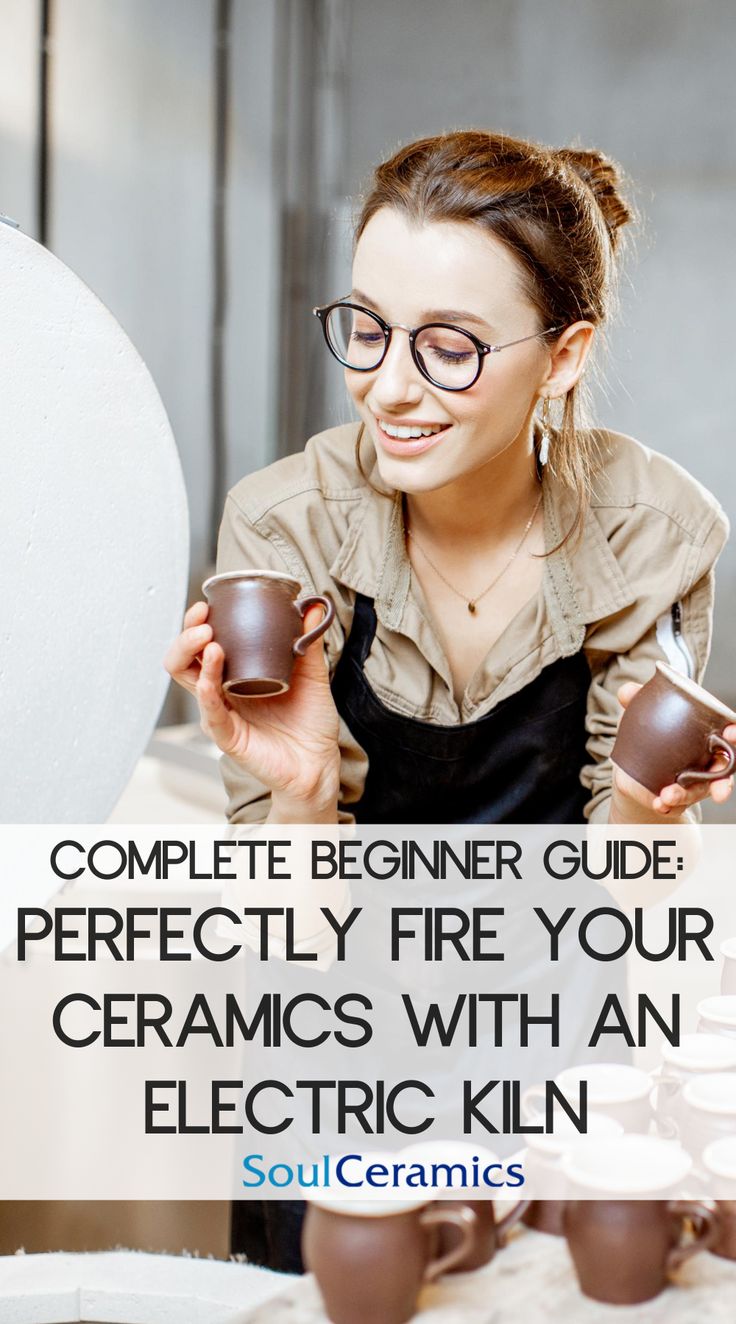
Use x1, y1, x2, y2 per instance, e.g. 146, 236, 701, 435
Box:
610, 682, 736, 822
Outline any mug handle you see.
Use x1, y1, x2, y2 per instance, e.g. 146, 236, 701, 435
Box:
677, 733, 736, 786
420, 1205, 477, 1281
495, 1197, 531, 1244
666, 1199, 718, 1270
649, 1071, 680, 1137
293, 594, 336, 655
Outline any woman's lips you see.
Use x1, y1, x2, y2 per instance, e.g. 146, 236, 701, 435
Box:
374, 419, 452, 456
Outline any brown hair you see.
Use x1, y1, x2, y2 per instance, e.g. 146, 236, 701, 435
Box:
352, 130, 635, 544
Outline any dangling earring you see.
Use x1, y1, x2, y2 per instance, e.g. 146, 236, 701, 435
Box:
538, 396, 552, 468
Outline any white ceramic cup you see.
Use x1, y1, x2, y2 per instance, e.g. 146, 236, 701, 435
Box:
697, 995, 736, 1040
702, 1135, 736, 1199
680, 1072, 736, 1162
721, 940, 736, 996
524, 1111, 623, 1200
560, 1134, 692, 1200
651, 1034, 736, 1136
522, 1063, 653, 1133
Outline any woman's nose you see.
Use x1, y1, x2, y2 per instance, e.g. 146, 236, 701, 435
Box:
370, 329, 424, 406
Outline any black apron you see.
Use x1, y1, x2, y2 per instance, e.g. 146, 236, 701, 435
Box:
232, 592, 592, 1271
332, 592, 590, 824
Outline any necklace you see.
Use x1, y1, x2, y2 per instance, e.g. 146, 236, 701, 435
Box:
407, 489, 543, 615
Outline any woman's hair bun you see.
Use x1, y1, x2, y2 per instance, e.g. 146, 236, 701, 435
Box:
554, 146, 634, 251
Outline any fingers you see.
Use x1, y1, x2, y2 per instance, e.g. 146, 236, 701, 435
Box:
196, 642, 242, 755
617, 682, 642, 709
184, 600, 209, 629
711, 775, 735, 804
653, 770, 736, 815
163, 620, 213, 686
652, 783, 689, 815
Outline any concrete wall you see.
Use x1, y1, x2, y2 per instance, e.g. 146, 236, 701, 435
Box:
0, 0, 283, 585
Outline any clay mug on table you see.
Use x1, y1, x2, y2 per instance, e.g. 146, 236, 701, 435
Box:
702, 1136, 736, 1259
302, 1192, 477, 1324
202, 570, 335, 696
650, 1034, 736, 1138
522, 1062, 653, 1133
721, 938, 736, 995
561, 1135, 716, 1305
679, 1072, 736, 1163
611, 660, 736, 795
398, 1140, 528, 1270
698, 994, 736, 1040
521, 1110, 623, 1236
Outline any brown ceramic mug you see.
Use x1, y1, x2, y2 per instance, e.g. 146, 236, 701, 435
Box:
397, 1140, 527, 1270
561, 1135, 716, 1304
564, 1199, 717, 1305
521, 1111, 623, 1237
702, 1138, 736, 1258
302, 1196, 477, 1324
523, 1200, 567, 1236
710, 1202, 736, 1259
612, 660, 736, 795
202, 571, 335, 697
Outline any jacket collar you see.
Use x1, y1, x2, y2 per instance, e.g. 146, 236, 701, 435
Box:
329, 427, 637, 651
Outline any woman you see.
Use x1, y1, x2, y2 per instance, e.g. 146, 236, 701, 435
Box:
166, 131, 734, 1265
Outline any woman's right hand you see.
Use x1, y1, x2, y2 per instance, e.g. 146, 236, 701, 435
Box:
164, 601, 342, 819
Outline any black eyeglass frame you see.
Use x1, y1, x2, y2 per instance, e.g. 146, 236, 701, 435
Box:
313, 299, 562, 392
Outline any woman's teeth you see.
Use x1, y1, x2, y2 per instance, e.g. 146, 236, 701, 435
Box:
379, 421, 447, 439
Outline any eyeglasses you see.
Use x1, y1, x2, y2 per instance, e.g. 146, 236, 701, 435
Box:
313, 300, 561, 392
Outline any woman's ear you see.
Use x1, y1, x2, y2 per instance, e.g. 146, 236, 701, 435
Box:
542, 321, 596, 397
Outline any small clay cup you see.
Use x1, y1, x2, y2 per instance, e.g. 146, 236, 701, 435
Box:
564, 1198, 717, 1304
302, 1198, 477, 1324
521, 1111, 623, 1236
702, 1138, 736, 1258
561, 1135, 715, 1304
612, 660, 736, 795
202, 571, 334, 697
680, 1072, 736, 1163
712, 1202, 736, 1260
524, 1200, 567, 1236
697, 996, 736, 1041
721, 938, 736, 995
522, 1063, 653, 1133
652, 1034, 736, 1142
397, 1140, 527, 1270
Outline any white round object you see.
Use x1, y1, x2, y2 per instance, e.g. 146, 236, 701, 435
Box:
0, 224, 188, 821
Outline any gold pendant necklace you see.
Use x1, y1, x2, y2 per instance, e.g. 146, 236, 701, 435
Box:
407, 489, 543, 615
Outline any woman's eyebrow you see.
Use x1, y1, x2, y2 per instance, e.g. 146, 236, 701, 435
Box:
350, 288, 496, 333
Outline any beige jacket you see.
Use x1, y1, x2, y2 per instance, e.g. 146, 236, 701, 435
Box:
215, 422, 729, 824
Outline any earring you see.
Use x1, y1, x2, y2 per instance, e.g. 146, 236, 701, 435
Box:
538, 396, 552, 467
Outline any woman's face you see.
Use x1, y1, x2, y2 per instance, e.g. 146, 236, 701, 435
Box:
347, 208, 553, 493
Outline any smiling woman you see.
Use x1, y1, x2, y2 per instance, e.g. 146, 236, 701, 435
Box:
167, 130, 733, 826
164, 128, 733, 1267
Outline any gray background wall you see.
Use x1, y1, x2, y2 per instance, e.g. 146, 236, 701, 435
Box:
2, 0, 734, 699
